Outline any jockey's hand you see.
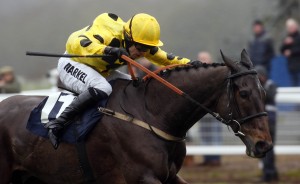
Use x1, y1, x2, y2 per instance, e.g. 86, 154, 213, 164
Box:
188, 60, 202, 67
104, 47, 129, 62
133, 77, 142, 87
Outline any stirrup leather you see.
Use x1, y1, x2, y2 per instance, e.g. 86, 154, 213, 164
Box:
44, 120, 64, 129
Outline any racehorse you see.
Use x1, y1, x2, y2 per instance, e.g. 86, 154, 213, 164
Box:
0, 50, 272, 184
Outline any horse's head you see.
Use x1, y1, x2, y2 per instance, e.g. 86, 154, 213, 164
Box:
218, 49, 272, 158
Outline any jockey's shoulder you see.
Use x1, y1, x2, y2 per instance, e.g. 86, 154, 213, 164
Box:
93, 13, 124, 24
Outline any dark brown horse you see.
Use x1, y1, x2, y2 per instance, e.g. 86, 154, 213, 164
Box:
0, 50, 272, 184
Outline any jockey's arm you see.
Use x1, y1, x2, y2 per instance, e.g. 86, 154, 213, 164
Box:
145, 47, 190, 66
66, 30, 107, 57
66, 29, 128, 74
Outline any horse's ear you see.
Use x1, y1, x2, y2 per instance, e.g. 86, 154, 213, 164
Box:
220, 50, 238, 72
240, 49, 253, 69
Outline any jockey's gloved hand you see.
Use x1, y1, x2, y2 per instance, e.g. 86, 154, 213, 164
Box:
188, 60, 202, 67
133, 77, 142, 87
104, 47, 129, 62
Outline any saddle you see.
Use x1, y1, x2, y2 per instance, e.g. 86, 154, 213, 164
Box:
26, 92, 107, 143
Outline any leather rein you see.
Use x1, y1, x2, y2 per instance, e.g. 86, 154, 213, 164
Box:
123, 55, 268, 139
25, 52, 268, 140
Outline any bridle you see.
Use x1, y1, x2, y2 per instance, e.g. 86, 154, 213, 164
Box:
221, 69, 268, 137
141, 67, 268, 139
100, 67, 268, 143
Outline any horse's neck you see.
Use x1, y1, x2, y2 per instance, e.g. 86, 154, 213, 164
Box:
145, 66, 229, 136
109, 66, 229, 137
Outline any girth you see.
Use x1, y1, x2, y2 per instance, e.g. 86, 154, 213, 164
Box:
98, 107, 185, 142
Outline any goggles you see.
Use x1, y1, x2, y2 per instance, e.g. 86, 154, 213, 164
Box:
134, 43, 154, 52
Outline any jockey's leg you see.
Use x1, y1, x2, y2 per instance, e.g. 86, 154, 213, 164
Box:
45, 57, 112, 149
45, 87, 108, 149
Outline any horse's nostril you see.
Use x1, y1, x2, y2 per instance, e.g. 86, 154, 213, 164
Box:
255, 141, 272, 153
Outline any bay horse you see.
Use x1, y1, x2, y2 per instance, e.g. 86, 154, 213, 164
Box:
0, 50, 272, 184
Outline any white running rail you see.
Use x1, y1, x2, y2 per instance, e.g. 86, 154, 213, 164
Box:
1, 87, 300, 155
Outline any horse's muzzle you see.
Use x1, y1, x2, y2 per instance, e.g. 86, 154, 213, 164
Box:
255, 141, 273, 155
245, 139, 273, 158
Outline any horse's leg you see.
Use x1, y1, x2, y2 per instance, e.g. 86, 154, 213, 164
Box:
95, 168, 127, 184
0, 134, 13, 184
11, 171, 47, 184
139, 175, 162, 184
168, 175, 189, 184
23, 176, 47, 184
0, 160, 12, 184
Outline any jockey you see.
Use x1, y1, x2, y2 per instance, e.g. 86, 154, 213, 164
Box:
45, 13, 192, 149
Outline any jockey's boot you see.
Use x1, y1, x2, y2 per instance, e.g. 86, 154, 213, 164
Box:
45, 87, 108, 149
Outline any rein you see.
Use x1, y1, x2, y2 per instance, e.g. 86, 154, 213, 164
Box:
26, 52, 267, 140
121, 55, 267, 138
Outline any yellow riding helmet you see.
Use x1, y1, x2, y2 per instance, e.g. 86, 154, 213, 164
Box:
124, 13, 164, 47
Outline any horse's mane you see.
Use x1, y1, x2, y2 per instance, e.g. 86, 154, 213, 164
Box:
157, 62, 225, 78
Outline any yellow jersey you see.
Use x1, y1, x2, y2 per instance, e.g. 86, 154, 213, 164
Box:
66, 13, 190, 76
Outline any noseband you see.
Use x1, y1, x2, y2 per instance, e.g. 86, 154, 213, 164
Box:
225, 70, 268, 137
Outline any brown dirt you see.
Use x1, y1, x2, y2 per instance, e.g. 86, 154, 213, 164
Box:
179, 155, 300, 184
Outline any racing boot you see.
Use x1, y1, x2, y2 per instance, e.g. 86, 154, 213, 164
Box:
45, 87, 108, 149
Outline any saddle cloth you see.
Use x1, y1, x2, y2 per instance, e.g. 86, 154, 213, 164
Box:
26, 92, 106, 143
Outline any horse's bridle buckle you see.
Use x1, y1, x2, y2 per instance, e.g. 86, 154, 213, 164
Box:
228, 119, 245, 137
235, 131, 245, 137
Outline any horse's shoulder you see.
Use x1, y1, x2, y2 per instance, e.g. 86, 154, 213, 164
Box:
111, 79, 130, 90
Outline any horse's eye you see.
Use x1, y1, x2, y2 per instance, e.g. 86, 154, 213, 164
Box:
239, 90, 249, 98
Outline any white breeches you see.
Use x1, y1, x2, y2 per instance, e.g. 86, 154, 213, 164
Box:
57, 57, 131, 95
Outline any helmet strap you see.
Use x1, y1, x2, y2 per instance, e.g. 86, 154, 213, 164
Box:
129, 14, 136, 43
123, 30, 133, 53
123, 14, 137, 53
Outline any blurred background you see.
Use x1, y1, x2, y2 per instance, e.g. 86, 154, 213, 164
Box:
0, 0, 298, 83
1, 0, 300, 183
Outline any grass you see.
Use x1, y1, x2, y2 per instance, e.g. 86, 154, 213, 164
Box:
179, 155, 300, 184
